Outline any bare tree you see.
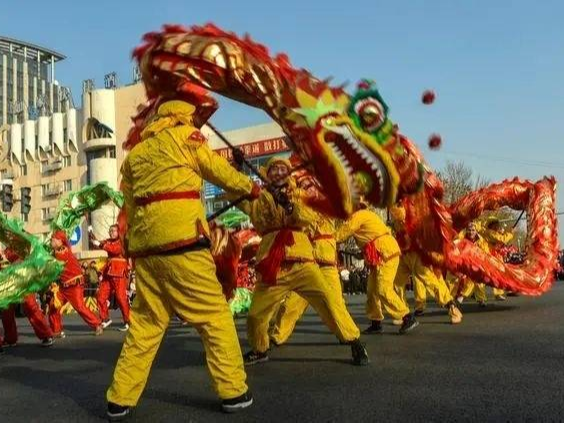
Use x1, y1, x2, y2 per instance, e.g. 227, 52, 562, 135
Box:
437, 161, 490, 205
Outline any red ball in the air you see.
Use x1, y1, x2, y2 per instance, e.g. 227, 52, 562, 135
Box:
422, 90, 436, 105
428, 133, 442, 150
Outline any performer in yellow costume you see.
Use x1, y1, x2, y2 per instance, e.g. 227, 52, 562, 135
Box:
452, 222, 490, 306
335, 202, 419, 334
478, 218, 514, 301
269, 174, 346, 346
106, 95, 260, 421
238, 157, 368, 366
389, 205, 463, 324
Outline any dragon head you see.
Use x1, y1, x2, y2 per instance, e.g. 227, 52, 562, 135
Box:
287, 80, 405, 217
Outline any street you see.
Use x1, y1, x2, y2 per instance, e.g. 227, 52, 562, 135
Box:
1, 284, 563, 422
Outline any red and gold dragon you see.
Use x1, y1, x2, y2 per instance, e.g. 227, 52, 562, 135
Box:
130, 23, 558, 296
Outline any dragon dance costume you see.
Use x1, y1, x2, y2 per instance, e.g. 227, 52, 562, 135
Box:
0, 249, 53, 346
335, 206, 419, 334
48, 231, 103, 336
390, 204, 463, 324
451, 224, 491, 304
106, 97, 259, 414
236, 157, 367, 365
269, 208, 343, 346
93, 229, 130, 329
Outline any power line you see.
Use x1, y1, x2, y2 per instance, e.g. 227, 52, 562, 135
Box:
435, 150, 564, 170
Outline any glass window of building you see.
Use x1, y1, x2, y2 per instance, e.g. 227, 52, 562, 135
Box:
41, 208, 50, 221
21, 212, 29, 223
63, 155, 71, 167
20, 164, 27, 176
64, 179, 72, 192
41, 184, 47, 197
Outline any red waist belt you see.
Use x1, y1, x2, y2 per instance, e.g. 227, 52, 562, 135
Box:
61, 275, 84, 289
135, 190, 200, 206
105, 258, 129, 278
256, 227, 302, 286
363, 233, 396, 267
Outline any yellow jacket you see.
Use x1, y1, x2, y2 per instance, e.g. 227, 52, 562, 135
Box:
476, 222, 514, 247
456, 230, 490, 253
122, 124, 254, 256
237, 186, 316, 263
335, 209, 400, 261
309, 214, 337, 266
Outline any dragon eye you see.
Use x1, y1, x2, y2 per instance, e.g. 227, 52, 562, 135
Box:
354, 98, 385, 132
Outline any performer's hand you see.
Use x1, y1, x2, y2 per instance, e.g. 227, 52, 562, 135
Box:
248, 182, 261, 200
271, 188, 294, 214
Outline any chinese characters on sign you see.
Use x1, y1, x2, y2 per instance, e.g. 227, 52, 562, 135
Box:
215, 137, 290, 160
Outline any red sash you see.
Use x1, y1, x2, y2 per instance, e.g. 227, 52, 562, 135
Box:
255, 228, 298, 285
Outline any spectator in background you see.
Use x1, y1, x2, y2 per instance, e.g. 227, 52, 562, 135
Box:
349, 267, 360, 295
340, 266, 350, 294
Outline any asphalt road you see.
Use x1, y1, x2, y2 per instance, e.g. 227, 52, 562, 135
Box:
1, 284, 563, 422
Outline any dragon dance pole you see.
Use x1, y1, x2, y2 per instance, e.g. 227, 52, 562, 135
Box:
207, 122, 267, 184
206, 161, 311, 222
512, 210, 526, 229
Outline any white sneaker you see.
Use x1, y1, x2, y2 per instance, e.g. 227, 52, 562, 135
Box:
101, 319, 113, 329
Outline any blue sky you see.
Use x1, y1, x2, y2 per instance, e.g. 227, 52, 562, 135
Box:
2, 0, 564, 236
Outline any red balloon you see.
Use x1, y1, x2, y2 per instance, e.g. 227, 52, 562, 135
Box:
428, 133, 442, 150
422, 90, 436, 105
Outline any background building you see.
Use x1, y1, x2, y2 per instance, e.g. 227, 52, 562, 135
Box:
0, 36, 68, 126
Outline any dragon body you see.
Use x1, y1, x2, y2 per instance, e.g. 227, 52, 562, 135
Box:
132, 23, 558, 295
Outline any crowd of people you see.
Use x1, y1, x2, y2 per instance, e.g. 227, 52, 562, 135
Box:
0, 96, 532, 422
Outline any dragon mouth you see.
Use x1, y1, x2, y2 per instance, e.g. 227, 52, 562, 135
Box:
324, 124, 390, 206
316, 117, 398, 211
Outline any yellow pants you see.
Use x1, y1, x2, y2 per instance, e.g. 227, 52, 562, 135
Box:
395, 252, 453, 311
248, 262, 360, 353
493, 288, 505, 297
270, 265, 343, 345
107, 249, 247, 405
367, 256, 409, 321
456, 279, 488, 303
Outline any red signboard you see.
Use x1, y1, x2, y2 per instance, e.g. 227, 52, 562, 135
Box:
215, 137, 290, 160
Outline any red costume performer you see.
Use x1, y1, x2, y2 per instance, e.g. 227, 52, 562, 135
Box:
93, 225, 130, 330
0, 248, 54, 347
48, 230, 103, 336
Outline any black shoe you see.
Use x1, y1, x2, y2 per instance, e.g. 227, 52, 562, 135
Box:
399, 314, 419, 335
362, 320, 383, 334
221, 391, 254, 413
243, 350, 269, 366
350, 339, 370, 366
478, 301, 487, 308
41, 337, 54, 347
414, 309, 425, 316
107, 402, 130, 422
0, 346, 4, 355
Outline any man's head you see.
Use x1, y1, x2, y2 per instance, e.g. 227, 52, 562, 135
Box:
50, 230, 68, 250
265, 157, 292, 187
465, 222, 478, 241
89, 260, 97, 268
109, 224, 119, 240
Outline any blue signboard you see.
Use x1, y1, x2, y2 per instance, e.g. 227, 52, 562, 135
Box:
70, 226, 81, 246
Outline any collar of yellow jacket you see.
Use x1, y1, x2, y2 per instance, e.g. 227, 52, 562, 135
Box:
140, 100, 198, 141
